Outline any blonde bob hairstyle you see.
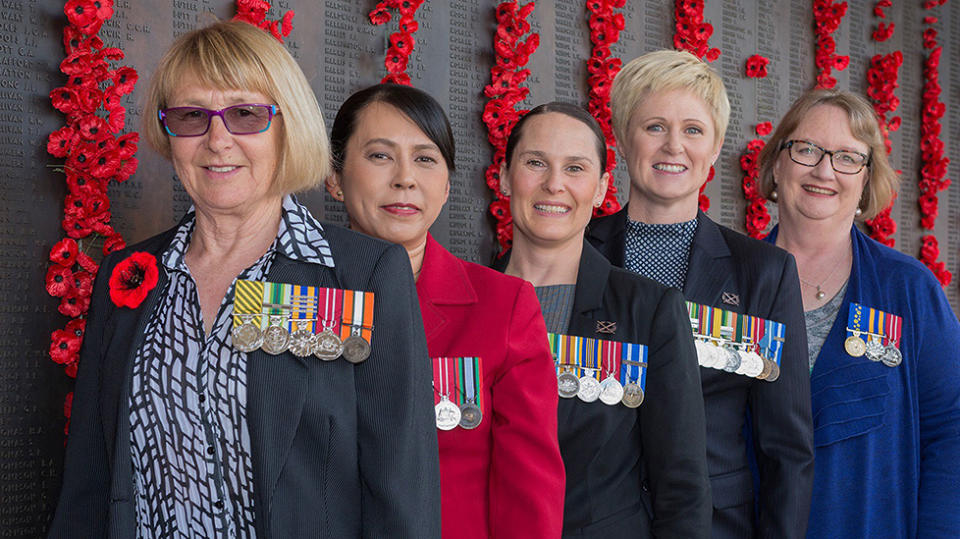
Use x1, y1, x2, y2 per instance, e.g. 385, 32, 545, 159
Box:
143, 20, 330, 195
611, 49, 731, 147
757, 89, 898, 221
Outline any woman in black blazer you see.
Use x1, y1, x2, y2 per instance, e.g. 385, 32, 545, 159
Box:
589, 49, 814, 538
49, 22, 439, 538
493, 102, 710, 538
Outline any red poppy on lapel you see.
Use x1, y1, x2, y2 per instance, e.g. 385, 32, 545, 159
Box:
108, 251, 159, 309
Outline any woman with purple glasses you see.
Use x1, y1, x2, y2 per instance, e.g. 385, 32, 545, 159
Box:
49, 21, 440, 538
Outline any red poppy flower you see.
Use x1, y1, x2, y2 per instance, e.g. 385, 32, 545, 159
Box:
887, 116, 901, 131
65, 0, 98, 30
50, 328, 81, 365
73, 270, 94, 297
64, 361, 79, 380
705, 48, 721, 62
114, 156, 138, 182
754, 121, 773, 136
89, 149, 121, 180
46, 265, 75, 297
62, 213, 93, 239
109, 252, 159, 309
77, 251, 98, 273
108, 66, 138, 96
59, 289, 90, 318
49, 238, 79, 268
872, 22, 895, 41
833, 55, 849, 70
75, 87, 103, 115
47, 126, 79, 159
51, 87, 81, 116
698, 193, 710, 212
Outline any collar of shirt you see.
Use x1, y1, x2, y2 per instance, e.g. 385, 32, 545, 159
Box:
160, 195, 336, 273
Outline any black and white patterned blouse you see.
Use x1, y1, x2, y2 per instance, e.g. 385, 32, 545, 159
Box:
128, 196, 334, 538
624, 217, 698, 290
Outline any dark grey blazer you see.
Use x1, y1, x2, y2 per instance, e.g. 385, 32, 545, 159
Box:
588, 208, 814, 539
48, 222, 441, 538
494, 242, 711, 539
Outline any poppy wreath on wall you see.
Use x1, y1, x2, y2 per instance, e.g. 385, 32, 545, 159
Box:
740, 54, 773, 239
916, 0, 951, 287
47, 0, 138, 434
233, 0, 294, 41
862, 0, 901, 247
369, 0, 424, 85
673, 0, 719, 212
585, 0, 625, 217
483, 1, 539, 253
812, 0, 850, 89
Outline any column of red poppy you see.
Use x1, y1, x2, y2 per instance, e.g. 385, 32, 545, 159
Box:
916, 0, 951, 287
738, 55, 773, 239
233, 0, 295, 41
46, 0, 139, 433
673, 0, 720, 212
584, 0, 624, 217
862, 0, 901, 247
812, 0, 850, 89
369, 0, 424, 85
483, 1, 539, 253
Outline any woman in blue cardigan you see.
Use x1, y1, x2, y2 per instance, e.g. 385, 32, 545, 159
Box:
758, 88, 960, 538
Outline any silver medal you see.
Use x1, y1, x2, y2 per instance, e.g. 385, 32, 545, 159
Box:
881, 345, 902, 367
865, 337, 884, 362
743, 351, 765, 378
722, 347, 741, 372
313, 328, 344, 361
231, 315, 263, 353
734, 350, 751, 375
288, 328, 316, 357
435, 397, 461, 431
260, 316, 290, 355
577, 374, 601, 403
557, 370, 580, 399
694, 339, 712, 368
598, 376, 624, 405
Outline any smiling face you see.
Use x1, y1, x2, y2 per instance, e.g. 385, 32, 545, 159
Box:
773, 104, 869, 225
167, 84, 283, 217
501, 112, 609, 250
621, 88, 723, 217
328, 102, 449, 251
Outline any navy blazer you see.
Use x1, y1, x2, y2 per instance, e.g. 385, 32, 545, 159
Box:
49, 223, 441, 538
494, 242, 711, 539
588, 208, 814, 539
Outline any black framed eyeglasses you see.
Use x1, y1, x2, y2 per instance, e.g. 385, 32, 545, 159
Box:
780, 139, 870, 175
158, 103, 280, 137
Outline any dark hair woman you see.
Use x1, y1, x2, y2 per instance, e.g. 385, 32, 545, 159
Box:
494, 101, 711, 538
326, 84, 565, 539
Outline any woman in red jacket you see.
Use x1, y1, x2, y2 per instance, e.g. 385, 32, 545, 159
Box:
326, 83, 565, 538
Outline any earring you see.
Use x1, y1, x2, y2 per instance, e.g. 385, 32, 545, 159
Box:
855, 207, 862, 216
771, 189, 778, 201
336, 190, 343, 199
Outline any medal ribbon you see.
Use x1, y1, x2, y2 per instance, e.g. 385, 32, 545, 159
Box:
459, 357, 482, 409
602, 339, 622, 379
885, 311, 902, 347
846, 303, 864, 340
317, 287, 344, 334
431, 357, 457, 405
286, 284, 313, 332
619, 342, 648, 391
582, 336, 601, 381
768, 320, 785, 366
340, 290, 375, 343
233, 279, 265, 327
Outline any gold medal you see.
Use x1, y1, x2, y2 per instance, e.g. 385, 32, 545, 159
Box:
765, 361, 781, 382
844, 334, 866, 357
621, 382, 644, 408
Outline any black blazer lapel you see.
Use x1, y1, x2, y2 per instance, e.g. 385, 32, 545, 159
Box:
586, 206, 628, 268
683, 211, 734, 308
567, 242, 612, 335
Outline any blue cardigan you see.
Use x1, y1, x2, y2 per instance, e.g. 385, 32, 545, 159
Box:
768, 224, 960, 538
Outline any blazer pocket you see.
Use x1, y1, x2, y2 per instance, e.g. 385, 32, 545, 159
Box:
709, 468, 753, 509
811, 360, 890, 447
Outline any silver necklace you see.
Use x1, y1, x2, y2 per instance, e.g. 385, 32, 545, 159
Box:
799, 253, 846, 300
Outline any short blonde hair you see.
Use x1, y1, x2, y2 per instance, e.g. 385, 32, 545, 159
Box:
611, 49, 731, 146
143, 20, 329, 195
757, 89, 898, 220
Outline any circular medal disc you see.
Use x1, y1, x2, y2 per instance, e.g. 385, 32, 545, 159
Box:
621, 382, 644, 408
288, 328, 316, 358
313, 329, 343, 361
734, 351, 751, 375
742, 351, 763, 378
844, 336, 866, 357
577, 376, 601, 403
694, 340, 711, 368
260, 325, 290, 355
865, 338, 884, 362
232, 322, 263, 353
756, 358, 772, 380
881, 345, 902, 367
765, 362, 781, 382
341, 335, 371, 364
722, 348, 741, 372
458, 402, 482, 429
557, 372, 580, 398
598, 377, 625, 406
435, 399, 461, 431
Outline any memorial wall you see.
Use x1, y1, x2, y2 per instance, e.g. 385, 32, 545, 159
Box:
0, 0, 957, 534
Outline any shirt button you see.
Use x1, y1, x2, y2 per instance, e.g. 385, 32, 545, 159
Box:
198, 394, 206, 403
206, 446, 215, 455
214, 499, 224, 510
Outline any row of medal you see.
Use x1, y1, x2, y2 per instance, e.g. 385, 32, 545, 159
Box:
432, 357, 484, 431
231, 279, 375, 363
844, 302, 903, 367
548, 334, 648, 408
687, 302, 785, 382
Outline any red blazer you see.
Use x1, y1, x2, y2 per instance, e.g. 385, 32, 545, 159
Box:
416, 234, 565, 539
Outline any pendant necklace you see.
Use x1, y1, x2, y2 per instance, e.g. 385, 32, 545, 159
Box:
799, 253, 847, 300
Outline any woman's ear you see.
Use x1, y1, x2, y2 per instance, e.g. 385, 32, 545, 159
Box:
326, 171, 344, 201
595, 171, 610, 207
498, 162, 511, 197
